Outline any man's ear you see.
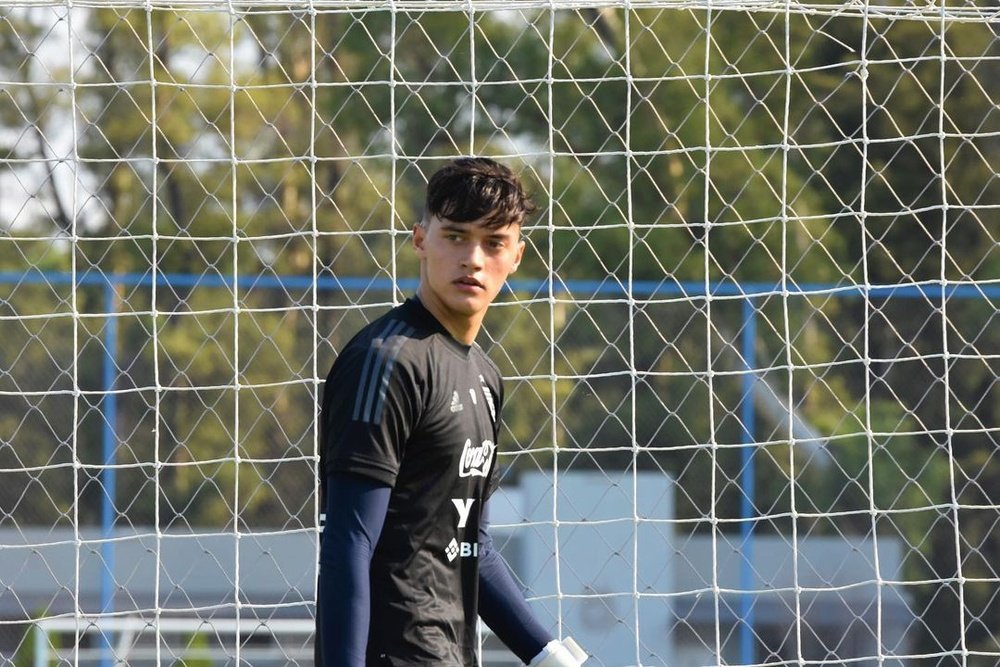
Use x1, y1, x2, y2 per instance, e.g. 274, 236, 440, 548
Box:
412, 222, 427, 258
511, 238, 526, 272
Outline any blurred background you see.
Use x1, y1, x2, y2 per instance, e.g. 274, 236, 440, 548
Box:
0, 2, 996, 665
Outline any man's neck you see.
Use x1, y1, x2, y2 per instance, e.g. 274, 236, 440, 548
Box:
415, 288, 481, 346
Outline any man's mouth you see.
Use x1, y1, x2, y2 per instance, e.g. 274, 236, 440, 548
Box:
455, 277, 485, 289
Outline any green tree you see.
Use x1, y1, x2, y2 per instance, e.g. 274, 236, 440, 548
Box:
0, 6, 995, 658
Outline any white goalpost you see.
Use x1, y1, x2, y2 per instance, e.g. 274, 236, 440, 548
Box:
0, 1, 997, 666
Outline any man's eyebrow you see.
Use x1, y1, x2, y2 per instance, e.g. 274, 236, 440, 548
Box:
439, 222, 518, 240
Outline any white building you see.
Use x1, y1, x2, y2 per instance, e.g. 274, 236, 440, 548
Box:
1, 471, 913, 666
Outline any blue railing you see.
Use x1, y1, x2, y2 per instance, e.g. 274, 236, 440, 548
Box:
4, 268, 997, 299
4, 269, 996, 666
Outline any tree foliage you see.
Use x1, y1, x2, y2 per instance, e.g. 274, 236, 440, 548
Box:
0, 5, 996, 659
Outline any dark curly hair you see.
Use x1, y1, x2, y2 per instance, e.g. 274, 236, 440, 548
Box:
422, 157, 536, 230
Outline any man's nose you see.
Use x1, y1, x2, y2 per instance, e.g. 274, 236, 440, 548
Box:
461, 242, 485, 269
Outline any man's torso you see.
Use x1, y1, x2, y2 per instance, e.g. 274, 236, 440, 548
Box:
322, 298, 503, 665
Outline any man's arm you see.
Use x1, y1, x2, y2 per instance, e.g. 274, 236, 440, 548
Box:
317, 471, 391, 667
477, 500, 554, 663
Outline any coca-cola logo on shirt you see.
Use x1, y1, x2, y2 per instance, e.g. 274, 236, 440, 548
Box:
458, 439, 495, 478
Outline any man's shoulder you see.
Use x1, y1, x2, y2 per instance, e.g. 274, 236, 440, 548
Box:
341, 301, 431, 350
470, 344, 502, 381
330, 302, 437, 380
321, 303, 439, 428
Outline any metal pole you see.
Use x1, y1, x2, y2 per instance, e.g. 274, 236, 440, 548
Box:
33, 623, 47, 667
739, 298, 757, 664
100, 280, 118, 667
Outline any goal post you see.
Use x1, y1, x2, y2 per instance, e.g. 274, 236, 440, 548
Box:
29, 616, 315, 666
0, 2, 997, 666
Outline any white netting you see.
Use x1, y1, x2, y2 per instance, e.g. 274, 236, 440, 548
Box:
0, 2, 997, 666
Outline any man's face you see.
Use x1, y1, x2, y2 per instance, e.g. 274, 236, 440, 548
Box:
413, 215, 525, 324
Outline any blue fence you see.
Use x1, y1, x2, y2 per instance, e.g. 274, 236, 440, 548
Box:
4, 269, 997, 665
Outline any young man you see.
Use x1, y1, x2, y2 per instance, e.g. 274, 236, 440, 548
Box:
316, 158, 588, 667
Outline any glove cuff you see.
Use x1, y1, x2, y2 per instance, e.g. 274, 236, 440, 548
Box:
528, 637, 588, 667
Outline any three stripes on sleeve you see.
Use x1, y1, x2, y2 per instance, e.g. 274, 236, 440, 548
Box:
352, 320, 415, 425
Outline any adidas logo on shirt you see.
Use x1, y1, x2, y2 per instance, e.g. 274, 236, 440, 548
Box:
450, 390, 463, 413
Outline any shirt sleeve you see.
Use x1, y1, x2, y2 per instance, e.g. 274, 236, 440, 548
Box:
478, 500, 552, 663
316, 471, 392, 667
322, 326, 422, 487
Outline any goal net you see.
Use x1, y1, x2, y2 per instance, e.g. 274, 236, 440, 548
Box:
0, 1, 996, 666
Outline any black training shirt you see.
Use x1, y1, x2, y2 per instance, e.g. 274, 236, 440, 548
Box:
321, 297, 503, 666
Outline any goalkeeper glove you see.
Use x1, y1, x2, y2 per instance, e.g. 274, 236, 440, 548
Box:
528, 637, 588, 667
